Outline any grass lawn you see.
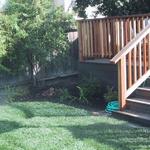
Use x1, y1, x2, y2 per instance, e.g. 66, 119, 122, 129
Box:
0, 101, 149, 150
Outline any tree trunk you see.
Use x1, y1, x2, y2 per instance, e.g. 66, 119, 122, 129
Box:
30, 63, 37, 87
27, 51, 37, 87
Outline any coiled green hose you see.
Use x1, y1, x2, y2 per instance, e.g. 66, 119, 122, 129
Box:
105, 101, 119, 113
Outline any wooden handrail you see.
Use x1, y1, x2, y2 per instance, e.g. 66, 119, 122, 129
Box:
111, 24, 150, 64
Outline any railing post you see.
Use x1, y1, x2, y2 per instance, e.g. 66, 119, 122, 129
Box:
77, 22, 83, 61
118, 56, 127, 110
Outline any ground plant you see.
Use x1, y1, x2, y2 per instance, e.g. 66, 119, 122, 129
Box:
104, 86, 118, 102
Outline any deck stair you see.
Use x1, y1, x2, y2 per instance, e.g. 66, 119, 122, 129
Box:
113, 86, 150, 126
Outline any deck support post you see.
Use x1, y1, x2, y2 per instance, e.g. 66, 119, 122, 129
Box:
118, 56, 127, 110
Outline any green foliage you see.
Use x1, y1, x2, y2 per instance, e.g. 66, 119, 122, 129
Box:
77, 77, 104, 105
76, 86, 88, 104
74, 0, 150, 17
0, 0, 74, 85
104, 86, 118, 102
59, 88, 77, 103
4, 85, 29, 103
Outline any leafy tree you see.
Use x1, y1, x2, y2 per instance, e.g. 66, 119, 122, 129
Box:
0, 0, 74, 86
74, 0, 150, 17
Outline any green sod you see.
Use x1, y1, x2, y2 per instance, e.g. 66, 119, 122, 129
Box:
0, 101, 149, 150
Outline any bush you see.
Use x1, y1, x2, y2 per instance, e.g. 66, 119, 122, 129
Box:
59, 88, 77, 104
76, 86, 88, 104
4, 85, 30, 103
104, 86, 118, 103
76, 77, 106, 105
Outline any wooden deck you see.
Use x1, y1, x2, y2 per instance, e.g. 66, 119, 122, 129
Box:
77, 14, 150, 125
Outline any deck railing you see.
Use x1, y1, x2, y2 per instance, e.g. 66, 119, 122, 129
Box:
78, 14, 150, 61
111, 24, 150, 109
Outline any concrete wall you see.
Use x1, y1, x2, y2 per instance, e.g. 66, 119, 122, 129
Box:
79, 61, 118, 89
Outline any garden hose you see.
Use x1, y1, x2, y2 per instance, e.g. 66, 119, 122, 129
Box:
105, 101, 119, 113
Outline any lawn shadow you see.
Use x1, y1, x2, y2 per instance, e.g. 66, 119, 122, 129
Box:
0, 120, 21, 134
58, 122, 150, 150
11, 104, 34, 118
10, 102, 91, 118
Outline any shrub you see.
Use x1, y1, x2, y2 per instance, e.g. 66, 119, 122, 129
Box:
104, 86, 118, 103
4, 85, 30, 103
59, 88, 77, 104
76, 86, 88, 104
77, 77, 105, 105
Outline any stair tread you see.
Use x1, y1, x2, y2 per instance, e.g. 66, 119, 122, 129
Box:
115, 110, 150, 121
127, 98, 150, 105
137, 87, 150, 91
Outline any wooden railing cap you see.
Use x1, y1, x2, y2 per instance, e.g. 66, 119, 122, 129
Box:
77, 13, 150, 22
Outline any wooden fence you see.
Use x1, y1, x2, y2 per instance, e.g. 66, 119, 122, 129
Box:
78, 14, 150, 61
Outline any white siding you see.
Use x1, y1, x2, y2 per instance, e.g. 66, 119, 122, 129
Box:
64, 0, 72, 12
0, 0, 7, 12
54, 0, 64, 7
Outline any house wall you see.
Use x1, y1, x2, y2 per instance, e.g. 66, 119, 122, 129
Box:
0, 0, 7, 12
53, 0, 64, 7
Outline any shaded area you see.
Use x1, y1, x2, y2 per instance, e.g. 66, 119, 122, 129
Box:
0, 120, 21, 134
0, 102, 149, 150
10, 102, 91, 118
57, 123, 150, 150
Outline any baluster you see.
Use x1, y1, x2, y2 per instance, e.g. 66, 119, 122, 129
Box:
100, 20, 104, 57
103, 19, 107, 57
112, 19, 116, 55
85, 21, 90, 58
139, 41, 142, 77
133, 18, 137, 82
78, 22, 83, 61
82, 21, 85, 58
95, 20, 99, 58
89, 21, 94, 58
128, 19, 132, 87
96, 20, 99, 58
120, 19, 124, 49
148, 33, 150, 69
116, 19, 120, 52
107, 19, 112, 58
